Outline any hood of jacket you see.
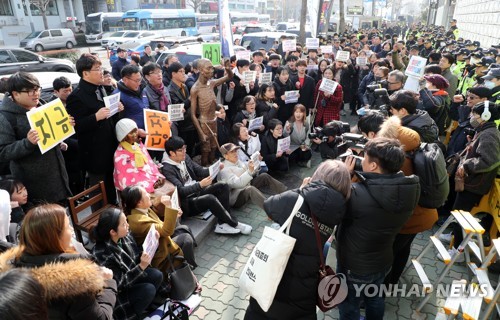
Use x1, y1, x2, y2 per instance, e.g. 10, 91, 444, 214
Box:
1, 93, 32, 115
0, 247, 106, 301
299, 180, 347, 225
355, 171, 420, 214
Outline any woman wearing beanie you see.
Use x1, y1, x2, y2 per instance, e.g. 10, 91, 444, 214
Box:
113, 118, 168, 195
418, 74, 451, 135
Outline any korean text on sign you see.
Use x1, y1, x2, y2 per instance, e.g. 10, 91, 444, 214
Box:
27, 98, 75, 154
168, 104, 184, 122
144, 109, 171, 151
202, 43, 222, 66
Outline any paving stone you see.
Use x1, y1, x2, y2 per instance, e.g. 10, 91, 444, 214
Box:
203, 296, 229, 313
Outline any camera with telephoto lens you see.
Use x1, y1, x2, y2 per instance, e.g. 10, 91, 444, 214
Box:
338, 154, 364, 171
372, 88, 391, 113
336, 133, 368, 155
308, 122, 350, 142
366, 80, 388, 92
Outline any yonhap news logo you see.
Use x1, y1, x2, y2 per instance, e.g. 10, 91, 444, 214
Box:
318, 273, 349, 308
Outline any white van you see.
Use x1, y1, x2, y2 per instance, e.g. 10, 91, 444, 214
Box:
20, 29, 77, 52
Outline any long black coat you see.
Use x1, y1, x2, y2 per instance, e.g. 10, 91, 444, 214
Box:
66, 79, 118, 174
247, 181, 347, 318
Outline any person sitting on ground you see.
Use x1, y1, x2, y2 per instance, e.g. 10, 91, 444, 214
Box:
260, 119, 291, 173
232, 95, 265, 134
218, 143, 286, 210
0, 204, 117, 319
121, 185, 198, 269
283, 104, 313, 168
0, 178, 28, 224
231, 123, 267, 172
113, 118, 167, 196
92, 208, 166, 319
162, 136, 252, 235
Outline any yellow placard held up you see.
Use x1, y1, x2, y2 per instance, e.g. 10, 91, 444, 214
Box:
27, 98, 75, 154
144, 109, 171, 151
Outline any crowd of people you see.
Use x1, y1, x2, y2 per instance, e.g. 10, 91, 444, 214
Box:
0, 18, 499, 320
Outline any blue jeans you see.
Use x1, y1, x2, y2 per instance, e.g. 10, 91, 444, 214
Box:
337, 264, 390, 320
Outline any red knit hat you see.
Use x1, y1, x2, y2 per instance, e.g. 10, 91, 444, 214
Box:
424, 74, 449, 89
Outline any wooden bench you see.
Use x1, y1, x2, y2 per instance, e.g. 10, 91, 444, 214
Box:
67, 181, 116, 242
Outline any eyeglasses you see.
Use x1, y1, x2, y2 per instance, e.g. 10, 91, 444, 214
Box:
148, 70, 162, 76
126, 77, 142, 83
89, 67, 103, 72
387, 81, 400, 85
176, 146, 187, 153
19, 87, 41, 96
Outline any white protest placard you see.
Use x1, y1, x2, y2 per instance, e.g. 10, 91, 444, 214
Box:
403, 75, 421, 92
259, 72, 272, 85
248, 116, 263, 132
320, 45, 333, 54
170, 187, 180, 210
142, 225, 159, 258
236, 50, 251, 61
356, 57, 367, 66
282, 39, 296, 52
405, 56, 427, 78
319, 79, 339, 94
250, 151, 261, 168
209, 159, 221, 180
104, 92, 121, 118
243, 71, 257, 84
335, 50, 350, 62
306, 38, 319, 49
277, 136, 291, 154
168, 104, 184, 121
284, 90, 299, 104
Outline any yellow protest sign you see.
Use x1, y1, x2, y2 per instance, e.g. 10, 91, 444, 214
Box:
27, 98, 75, 154
144, 109, 171, 151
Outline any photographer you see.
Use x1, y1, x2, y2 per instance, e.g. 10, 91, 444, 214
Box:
362, 67, 390, 109
337, 137, 420, 319
311, 120, 347, 160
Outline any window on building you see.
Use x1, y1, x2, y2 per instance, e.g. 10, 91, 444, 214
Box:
24, 0, 59, 16
0, 0, 13, 16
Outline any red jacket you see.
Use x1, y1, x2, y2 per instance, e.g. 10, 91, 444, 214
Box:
313, 80, 344, 126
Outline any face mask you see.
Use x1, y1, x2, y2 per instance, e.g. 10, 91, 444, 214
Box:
470, 116, 482, 128
484, 80, 496, 89
470, 57, 479, 65
440, 42, 446, 47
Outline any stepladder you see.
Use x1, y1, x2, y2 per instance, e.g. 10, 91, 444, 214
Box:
411, 210, 487, 313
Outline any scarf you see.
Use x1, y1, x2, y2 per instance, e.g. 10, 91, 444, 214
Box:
120, 141, 148, 168
150, 83, 169, 111
164, 156, 194, 185
242, 109, 256, 120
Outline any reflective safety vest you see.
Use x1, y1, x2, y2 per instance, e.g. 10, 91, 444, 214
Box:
457, 74, 477, 96
451, 61, 466, 79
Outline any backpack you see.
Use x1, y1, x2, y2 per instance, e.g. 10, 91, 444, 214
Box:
408, 142, 449, 209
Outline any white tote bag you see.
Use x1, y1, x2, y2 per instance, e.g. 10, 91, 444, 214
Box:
238, 195, 304, 312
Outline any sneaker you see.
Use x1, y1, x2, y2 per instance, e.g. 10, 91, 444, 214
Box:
214, 223, 241, 235
439, 232, 453, 244
270, 222, 281, 230
438, 247, 465, 263
236, 222, 252, 235
306, 160, 311, 168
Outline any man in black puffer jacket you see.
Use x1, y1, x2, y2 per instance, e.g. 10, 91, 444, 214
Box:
389, 90, 439, 143
337, 137, 420, 320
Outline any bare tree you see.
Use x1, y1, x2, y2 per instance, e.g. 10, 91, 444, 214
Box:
186, 0, 206, 13
339, 0, 346, 33
29, 0, 51, 30
299, 0, 307, 44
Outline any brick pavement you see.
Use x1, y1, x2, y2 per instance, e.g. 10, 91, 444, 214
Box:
186, 153, 480, 320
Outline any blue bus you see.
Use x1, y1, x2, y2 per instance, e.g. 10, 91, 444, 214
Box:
121, 9, 197, 37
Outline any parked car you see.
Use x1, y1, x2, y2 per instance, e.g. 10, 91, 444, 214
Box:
240, 32, 297, 52
275, 22, 299, 32
0, 72, 80, 103
0, 48, 76, 76
108, 31, 158, 49
101, 31, 132, 48
242, 24, 274, 35
149, 36, 201, 50
20, 29, 77, 52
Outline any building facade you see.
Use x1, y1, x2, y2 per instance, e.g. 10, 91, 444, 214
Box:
452, 0, 499, 47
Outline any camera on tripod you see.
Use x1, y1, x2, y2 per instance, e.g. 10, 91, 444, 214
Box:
336, 133, 368, 155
